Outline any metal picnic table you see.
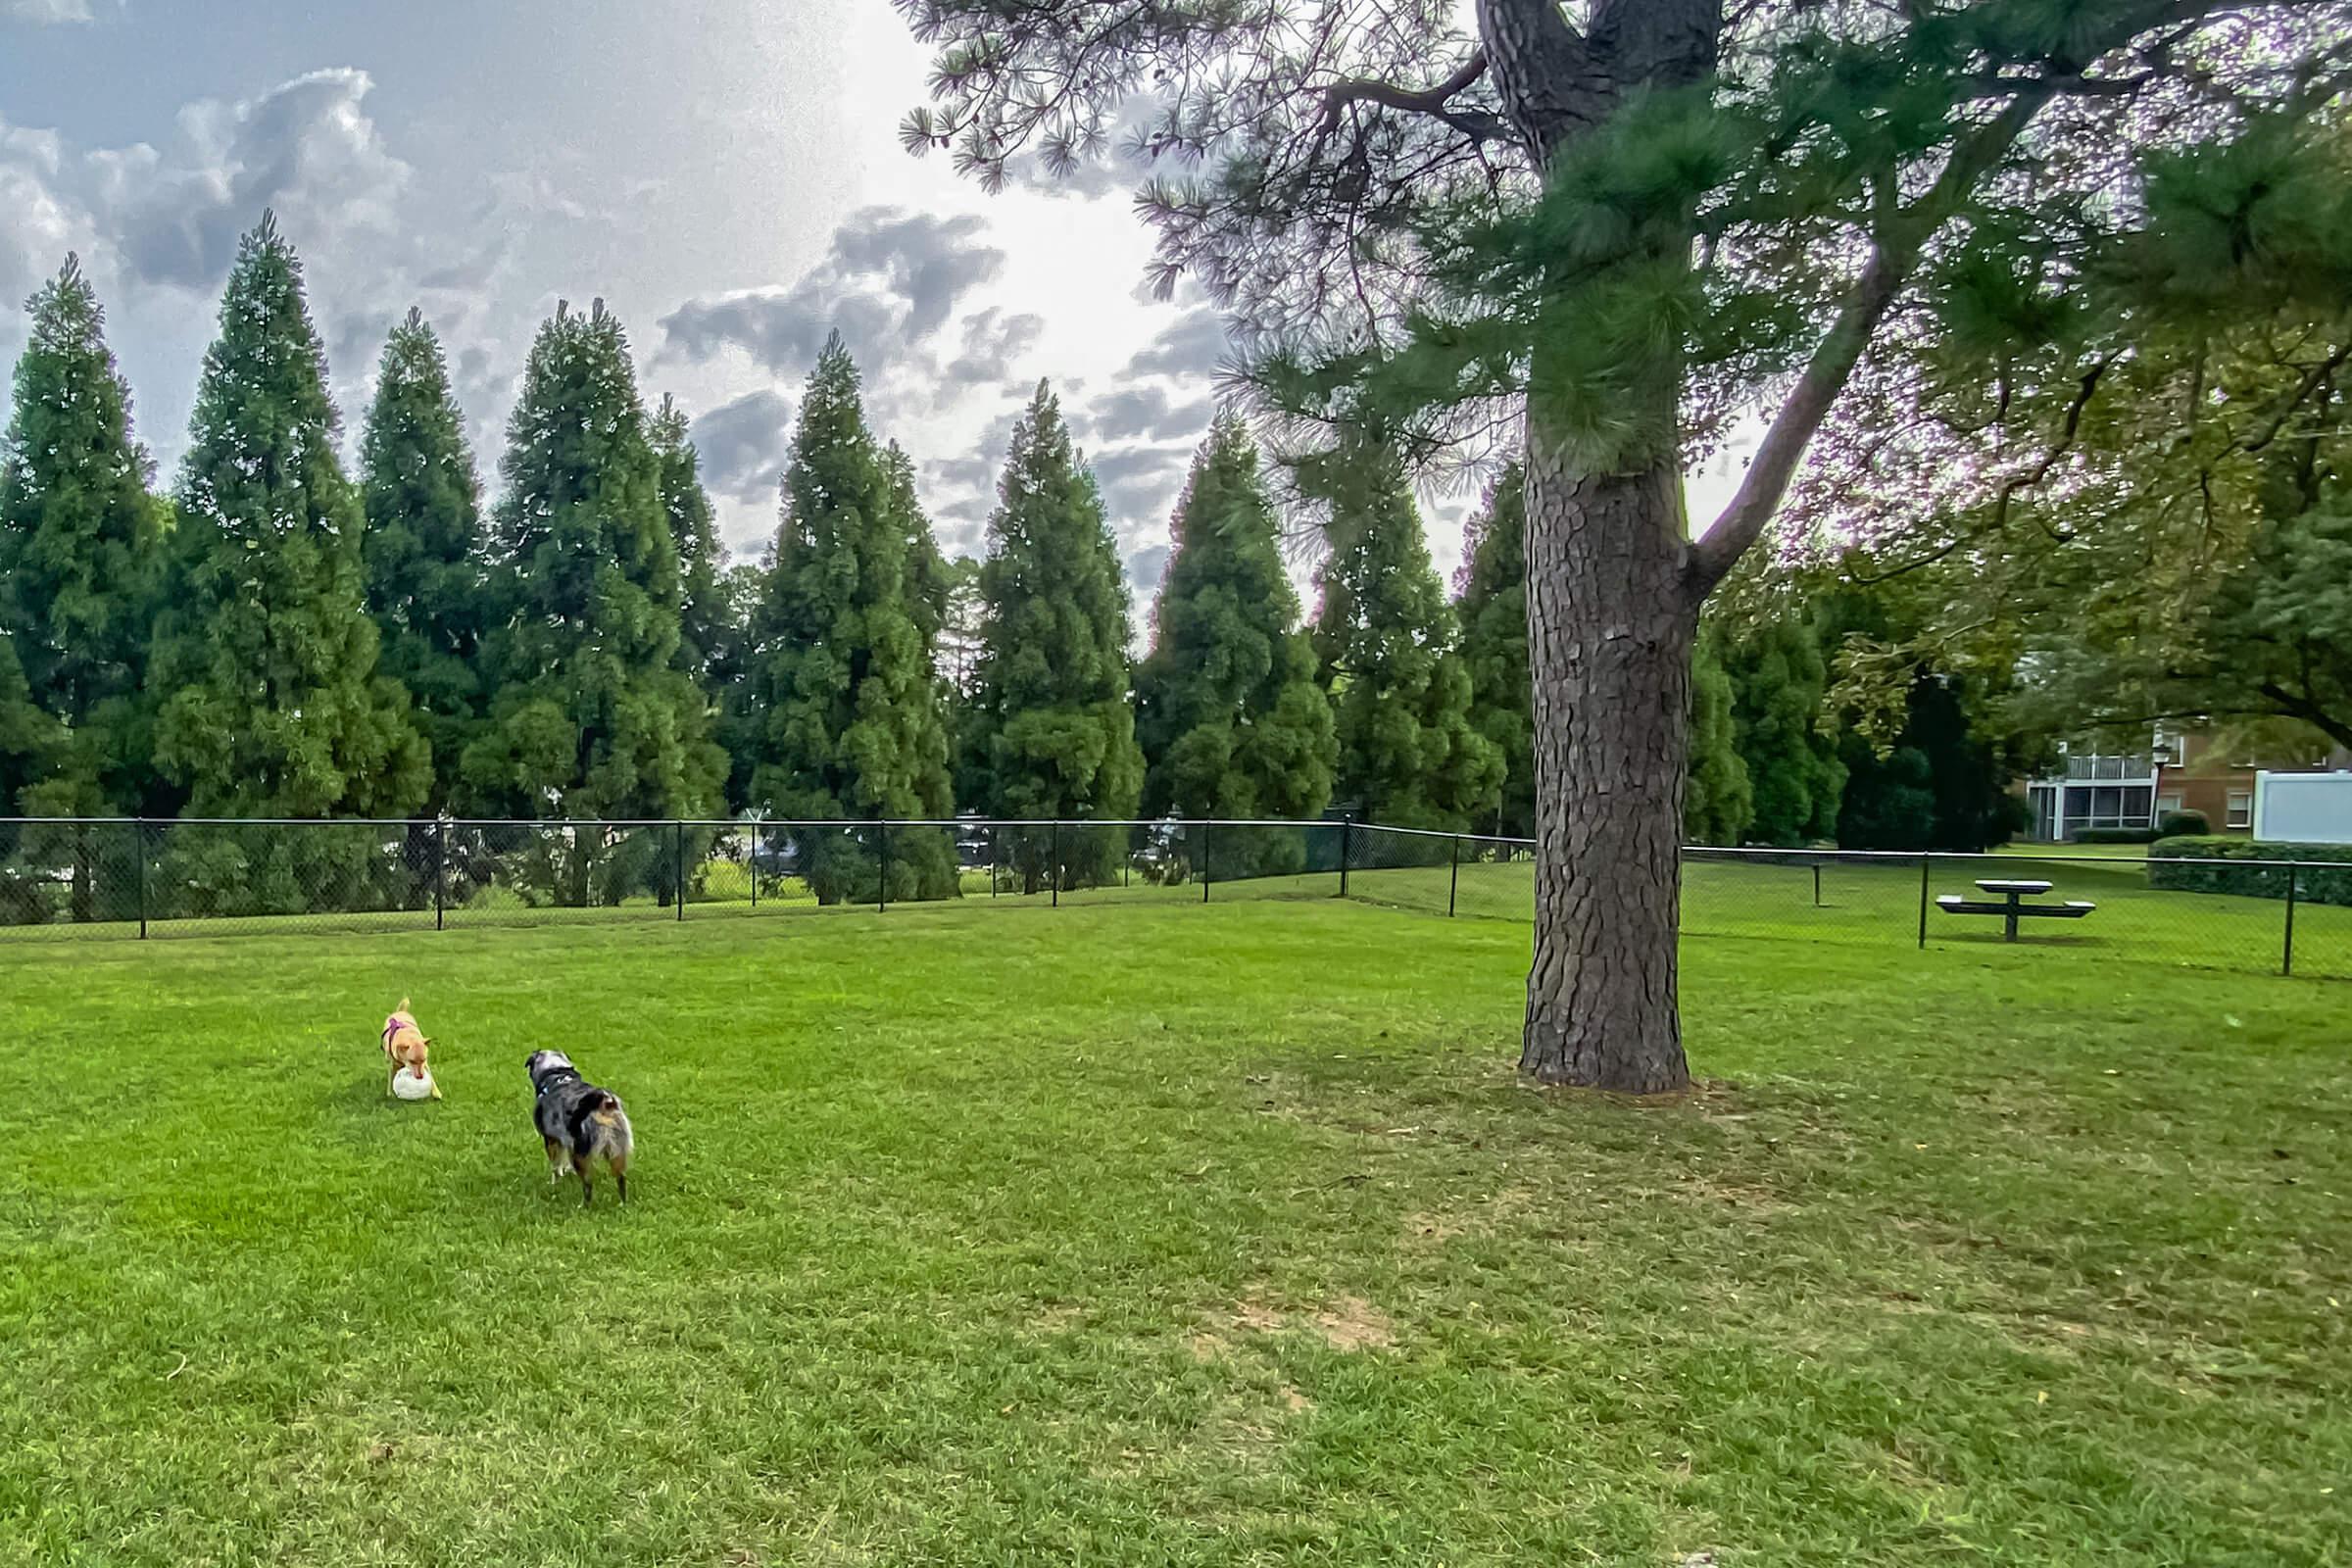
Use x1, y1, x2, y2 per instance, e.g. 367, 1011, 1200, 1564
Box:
1934, 878, 2097, 943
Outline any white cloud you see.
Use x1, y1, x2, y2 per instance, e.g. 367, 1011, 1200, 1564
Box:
660, 206, 1007, 376
689, 387, 796, 507
3, 0, 95, 23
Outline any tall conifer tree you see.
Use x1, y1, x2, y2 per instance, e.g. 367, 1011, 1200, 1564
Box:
1723, 612, 1845, 848
1685, 626, 1753, 846
1308, 440, 1500, 834
651, 394, 728, 686
1134, 417, 1335, 876
745, 335, 955, 902
152, 215, 427, 819
0, 257, 168, 824
1456, 461, 1532, 839
360, 307, 486, 810
465, 300, 724, 902
966, 382, 1142, 888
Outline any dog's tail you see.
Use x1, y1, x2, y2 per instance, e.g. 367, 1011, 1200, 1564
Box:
397, 995, 411, 1013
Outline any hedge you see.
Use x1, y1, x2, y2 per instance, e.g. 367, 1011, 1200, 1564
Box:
2157, 808, 2210, 837
2148, 836, 2352, 907
2073, 827, 2162, 845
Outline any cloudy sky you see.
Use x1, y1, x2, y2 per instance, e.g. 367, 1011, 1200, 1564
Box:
0, 0, 1746, 612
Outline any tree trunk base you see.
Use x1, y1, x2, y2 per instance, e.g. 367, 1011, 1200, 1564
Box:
1518, 445, 1696, 1097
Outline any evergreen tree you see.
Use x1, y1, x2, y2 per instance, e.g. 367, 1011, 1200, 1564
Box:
937, 555, 987, 698
1685, 626, 1752, 846
745, 334, 955, 903
710, 561, 764, 813
1722, 612, 1844, 848
888, 440, 954, 658
936, 552, 989, 811
966, 382, 1144, 889
1308, 439, 1500, 835
151, 215, 428, 822
651, 395, 728, 686
1804, 574, 2032, 852
0, 635, 55, 816
0, 255, 167, 826
0, 636, 62, 924
1134, 417, 1335, 878
464, 299, 724, 904
360, 307, 486, 811
1456, 461, 1532, 838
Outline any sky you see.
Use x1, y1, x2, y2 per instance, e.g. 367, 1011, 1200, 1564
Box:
0, 0, 1748, 612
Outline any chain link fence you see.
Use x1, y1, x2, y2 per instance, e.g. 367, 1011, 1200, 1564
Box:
1342, 824, 2350, 982
2, 816, 2344, 983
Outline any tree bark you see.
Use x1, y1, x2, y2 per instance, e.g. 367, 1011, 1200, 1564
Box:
1484, 0, 1720, 1094
1516, 429, 1698, 1093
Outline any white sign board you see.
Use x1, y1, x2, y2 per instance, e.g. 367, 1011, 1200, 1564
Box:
2252, 771, 2352, 845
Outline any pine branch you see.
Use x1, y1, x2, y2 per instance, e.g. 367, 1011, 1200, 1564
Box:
1317, 50, 1509, 142
1690, 84, 2057, 593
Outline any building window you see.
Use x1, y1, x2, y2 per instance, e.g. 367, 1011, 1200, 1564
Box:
2158, 793, 2184, 816
2227, 788, 2253, 829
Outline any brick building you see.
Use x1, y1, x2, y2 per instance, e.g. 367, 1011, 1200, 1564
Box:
2022, 728, 2349, 842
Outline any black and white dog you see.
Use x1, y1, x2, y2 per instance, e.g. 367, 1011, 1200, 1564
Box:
525, 1050, 633, 1206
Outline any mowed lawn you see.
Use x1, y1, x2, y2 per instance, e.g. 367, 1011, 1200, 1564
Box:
2, 901, 2348, 1565
1331, 854, 2352, 982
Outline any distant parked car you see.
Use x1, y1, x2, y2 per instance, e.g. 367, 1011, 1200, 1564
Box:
748, 838, 802, 877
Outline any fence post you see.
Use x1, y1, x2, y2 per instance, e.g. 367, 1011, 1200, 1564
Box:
1447, 833, 1460, 917
750, 825, 760, 910
2283, 863, 2299, 978
1201, 821, 1212, 904
1339, 813, 1353, 899
133, 818, 147, 940
674, 820, 686, 921
1051, 819, 1061, 907
1812, 862, 1823, 907
1917, 852, 1931, 950
433, 818, 446, 932
877, 819, 890, 913
989, 825, 999, 897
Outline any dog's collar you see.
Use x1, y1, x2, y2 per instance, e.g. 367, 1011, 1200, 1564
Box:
535, 1067, 580, 1099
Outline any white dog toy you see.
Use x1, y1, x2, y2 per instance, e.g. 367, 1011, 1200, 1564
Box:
391, 1066, 437, 1102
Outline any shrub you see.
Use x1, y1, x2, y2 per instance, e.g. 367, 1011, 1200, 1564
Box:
2072, 827, 2162, 845
2157, 808, 2210, 837
2148, 836, 2352, 907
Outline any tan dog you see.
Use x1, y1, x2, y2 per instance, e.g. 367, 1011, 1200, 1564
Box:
381, 998, 441, 1098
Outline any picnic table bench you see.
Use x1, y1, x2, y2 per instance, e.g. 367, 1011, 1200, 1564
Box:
1935, 878, 2096, 942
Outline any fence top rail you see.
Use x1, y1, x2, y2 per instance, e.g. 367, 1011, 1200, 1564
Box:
0, 814, 1358, 832
1, 816, 2343, 872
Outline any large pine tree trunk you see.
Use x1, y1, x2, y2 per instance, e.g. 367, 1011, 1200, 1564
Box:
1517, 434, 1697, 1094
1484, 0, 1723, 1094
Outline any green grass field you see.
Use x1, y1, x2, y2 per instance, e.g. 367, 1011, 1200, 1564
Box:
3, 898, 2348, 1565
